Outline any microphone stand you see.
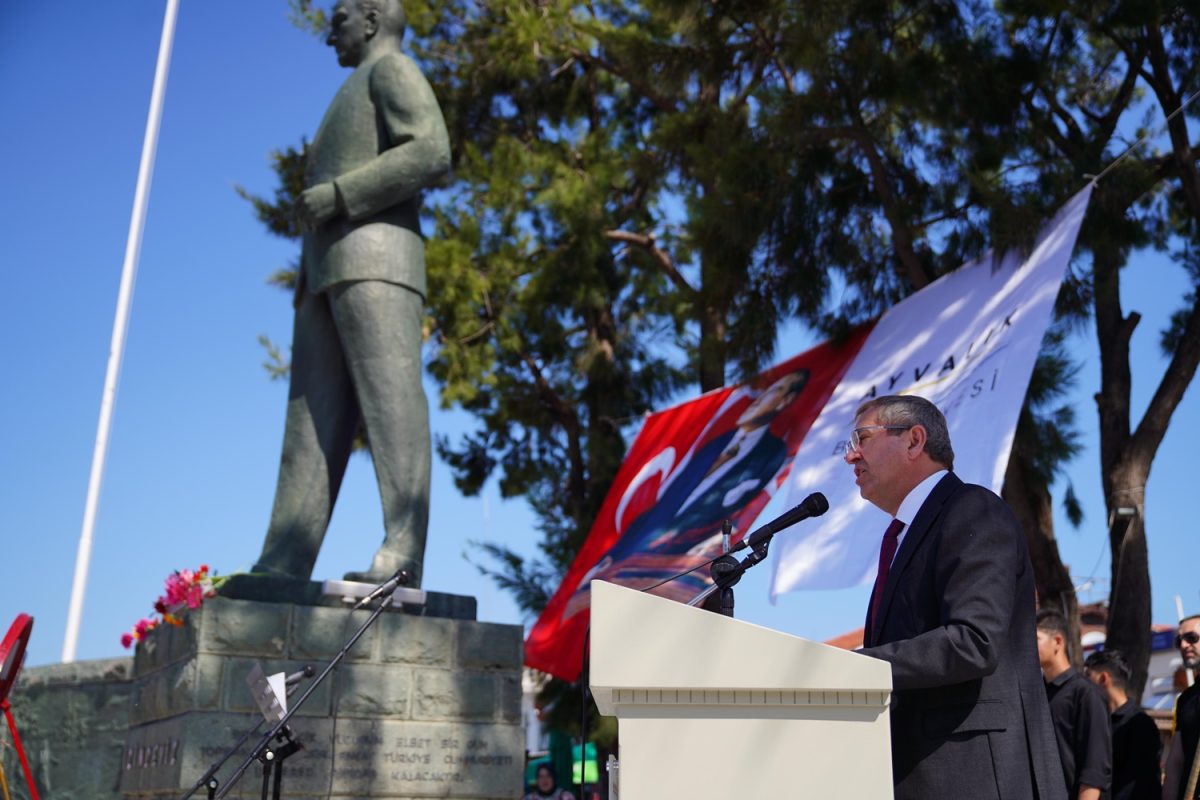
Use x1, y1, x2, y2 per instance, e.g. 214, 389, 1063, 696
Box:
686, 533, 774, 617
643, 493, 829, 613
209, 570, 409, 800
179, 670, 314, 800
718, 520, 733, 616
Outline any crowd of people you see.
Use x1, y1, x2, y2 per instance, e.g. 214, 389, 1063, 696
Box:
1029, 612, 1198, 800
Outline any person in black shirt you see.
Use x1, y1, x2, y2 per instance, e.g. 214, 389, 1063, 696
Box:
1164, 615, 1200, 800
1083, 649, 1161, 800
1037, 609, 1112, 800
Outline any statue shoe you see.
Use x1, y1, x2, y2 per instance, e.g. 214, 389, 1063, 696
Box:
343, 564, 421, 590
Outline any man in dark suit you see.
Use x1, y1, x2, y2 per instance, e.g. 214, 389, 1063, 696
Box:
252, 0, 450, 587
845, 394, 1065, 800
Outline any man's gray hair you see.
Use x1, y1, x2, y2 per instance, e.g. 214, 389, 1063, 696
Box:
854, 395, 954, 469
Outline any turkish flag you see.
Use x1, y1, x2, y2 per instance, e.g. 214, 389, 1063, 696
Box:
524, 327, 871, 680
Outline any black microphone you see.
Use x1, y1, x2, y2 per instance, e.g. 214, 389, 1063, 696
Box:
351, 569, 412, 610
731, 492, 829, 553
284, 665, 315, 688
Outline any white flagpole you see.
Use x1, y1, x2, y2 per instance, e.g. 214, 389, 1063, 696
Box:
62, 0, 181, 663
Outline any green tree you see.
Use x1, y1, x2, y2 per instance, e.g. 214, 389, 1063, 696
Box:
754, 0, 1095, 652
997, 0, 1200, 696
271, 0, 1200, 705
274, 0, 1095, 645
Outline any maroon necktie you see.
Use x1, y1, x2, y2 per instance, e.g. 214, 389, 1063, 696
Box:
867, 519, 905, 639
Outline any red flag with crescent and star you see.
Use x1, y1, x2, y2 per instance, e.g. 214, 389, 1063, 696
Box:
524, 327, 872, 681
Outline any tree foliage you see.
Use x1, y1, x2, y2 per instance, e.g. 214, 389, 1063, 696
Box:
997, 0, 1200, 697
260, 0, 1200, 704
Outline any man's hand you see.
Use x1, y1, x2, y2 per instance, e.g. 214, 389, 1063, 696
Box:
297, 183, 340, 230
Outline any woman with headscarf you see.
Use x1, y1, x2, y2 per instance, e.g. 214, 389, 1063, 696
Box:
522, 764, 577, 800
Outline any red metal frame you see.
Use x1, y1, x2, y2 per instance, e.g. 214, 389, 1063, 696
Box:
0, 614, 38, 800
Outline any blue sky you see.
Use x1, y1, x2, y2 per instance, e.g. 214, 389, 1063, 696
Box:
1, 2, 1196, 670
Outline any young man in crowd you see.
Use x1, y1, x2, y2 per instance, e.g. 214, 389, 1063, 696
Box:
1037, 609, 1112, 800
1084, 649, 1161, 800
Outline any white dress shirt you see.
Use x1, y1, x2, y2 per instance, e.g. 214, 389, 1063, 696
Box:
889, 469, 949, 564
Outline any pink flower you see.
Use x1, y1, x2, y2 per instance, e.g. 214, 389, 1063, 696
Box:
125, 565, 227, 649
164, 574, 189, 605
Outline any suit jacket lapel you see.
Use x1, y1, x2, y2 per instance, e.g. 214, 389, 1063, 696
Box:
870, 472, 962, 644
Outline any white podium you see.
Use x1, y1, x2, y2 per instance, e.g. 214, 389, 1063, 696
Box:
589, 581, 893, 799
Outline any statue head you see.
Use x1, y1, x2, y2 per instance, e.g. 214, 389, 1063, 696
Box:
327, 0, 407, 68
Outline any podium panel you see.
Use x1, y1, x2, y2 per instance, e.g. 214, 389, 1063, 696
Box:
589, 581, 893, 799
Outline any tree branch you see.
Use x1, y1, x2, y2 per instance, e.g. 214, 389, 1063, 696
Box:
1092, 243, 1135, 493
571, 49, 677, 113
1130, 296, 1200, 466
1143, 23, 1200, 223
1042, 90, 1086, 149
519, 350, 586, 528
604, 229, 697, 296
730, 57, 768, 111
1024, 97, 1075, 157
1092, 44, 1145, 147
846, 112, 932, 289
519, 350, 584, 469
752, 17, 796, 93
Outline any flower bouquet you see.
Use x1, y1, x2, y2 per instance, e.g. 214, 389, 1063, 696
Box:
121, 564, 228, 648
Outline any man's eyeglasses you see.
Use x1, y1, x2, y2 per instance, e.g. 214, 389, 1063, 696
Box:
1176, 631, 1200, 648
849, 425, 912, 453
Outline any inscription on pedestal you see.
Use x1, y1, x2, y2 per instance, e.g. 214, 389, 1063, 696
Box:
124, 738, 180, 772
120, 596, 524, 799
333, 730, 517, 785
330, 720, 524, 797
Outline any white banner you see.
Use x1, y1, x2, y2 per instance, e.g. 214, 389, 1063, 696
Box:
769, 185, 1093, 598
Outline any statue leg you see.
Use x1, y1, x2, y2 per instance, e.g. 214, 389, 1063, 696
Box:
329, 280, 430, 587
254, 288, 360, 579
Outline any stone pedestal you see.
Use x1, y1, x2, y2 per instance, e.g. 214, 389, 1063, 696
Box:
0, 657, 134, 799
119, 587, 524, 799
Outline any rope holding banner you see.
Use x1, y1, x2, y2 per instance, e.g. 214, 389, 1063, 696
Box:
1, 701, 38, 800
1085, 85, 1200, 185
